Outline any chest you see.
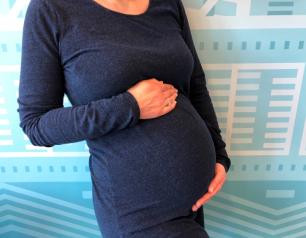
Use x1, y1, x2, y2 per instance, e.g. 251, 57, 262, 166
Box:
59, 1, 194, 105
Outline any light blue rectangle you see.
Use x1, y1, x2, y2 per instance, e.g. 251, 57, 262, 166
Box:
265, 189, 295, 198
269, 2, 294, 7
82, 190, 92, 199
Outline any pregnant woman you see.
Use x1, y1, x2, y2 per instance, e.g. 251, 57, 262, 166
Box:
17, 0, 231, 237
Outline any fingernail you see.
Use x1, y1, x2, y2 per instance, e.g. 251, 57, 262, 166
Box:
209, 187, 214, 193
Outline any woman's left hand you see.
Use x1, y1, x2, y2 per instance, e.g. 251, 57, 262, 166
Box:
191, 162, 227, 212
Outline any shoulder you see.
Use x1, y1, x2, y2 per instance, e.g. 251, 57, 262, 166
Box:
25, 0, 68, 21
25, 0, 57, 13
169, 0, 187, 20
170, 0, 185, 11
24, 0, 72, 38
167, 0, 187, 29
24, 0, 57, 23
23, 0, 63, 51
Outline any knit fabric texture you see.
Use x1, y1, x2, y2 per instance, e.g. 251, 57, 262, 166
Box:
17, 0, 231, 237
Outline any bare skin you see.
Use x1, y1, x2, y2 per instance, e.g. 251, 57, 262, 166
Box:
127, 78, 178, 119
192, 163, 227, 211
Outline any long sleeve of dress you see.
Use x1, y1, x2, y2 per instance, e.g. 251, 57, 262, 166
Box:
16, 0, 140, 147
176, 0, 231, 172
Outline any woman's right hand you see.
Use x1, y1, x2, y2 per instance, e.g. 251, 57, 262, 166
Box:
127, 78, 178, 120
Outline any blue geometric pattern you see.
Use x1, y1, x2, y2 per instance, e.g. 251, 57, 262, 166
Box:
1, 0, 305, 237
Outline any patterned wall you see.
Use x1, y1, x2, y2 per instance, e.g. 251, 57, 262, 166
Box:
1, 0, 306, 237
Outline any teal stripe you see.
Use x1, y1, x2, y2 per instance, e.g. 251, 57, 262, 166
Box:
267, 10, 293, 15
268, 2, 294, 7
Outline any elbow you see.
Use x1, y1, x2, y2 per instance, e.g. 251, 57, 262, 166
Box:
19, 118, 53, 148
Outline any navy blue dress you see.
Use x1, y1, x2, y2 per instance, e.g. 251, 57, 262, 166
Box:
17, 0, 231, 237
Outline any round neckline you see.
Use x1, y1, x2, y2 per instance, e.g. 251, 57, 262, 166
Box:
91, 0, 151, 17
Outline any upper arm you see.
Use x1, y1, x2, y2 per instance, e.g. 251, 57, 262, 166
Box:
17, 0, 64, 130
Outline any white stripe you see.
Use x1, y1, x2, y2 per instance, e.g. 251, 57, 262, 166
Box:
0, 183, 95, 215
236, 95, 258, 101
232, 128, 254, 133
231, 138, 252, 143
209, 200, 306, 226
0, 194, 96, 225
0, 224, 56, 238
263, 143, 286, 149
7, 0, 30, 18
269, 101, 292, 107
207, 78, 229, 85
268, 112, 291, 118
235, 106, 256, 112
216, 112, 228, 117
271, 89, 295, 96
0, 65, 20, 72
0, 152, 90, 157
266, 122, 289, 128
1, 205, 100, 235
206, 208, 306, 235
236, 84, 259, 90
206, 219, 262, 238
272, 78, 296, 84
234, 117, 255, 123
0, 215, 89, 238
25, 144, 53, 151
0, 129, 11, 135
213, 101, 228, 107
237, 72, 261, 79
210, 90, 229, 96
187, 15, 306, 30
0, 140, 13, 145
265, 132, 288, 138
0, 119, 9, 125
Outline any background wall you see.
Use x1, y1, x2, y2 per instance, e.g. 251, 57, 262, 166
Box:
1, 0, 306, 237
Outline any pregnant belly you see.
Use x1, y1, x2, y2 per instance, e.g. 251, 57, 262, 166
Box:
87, 93, 216, 231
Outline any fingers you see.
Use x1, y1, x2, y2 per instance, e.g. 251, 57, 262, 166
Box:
162, 91, 177, 105
192, 194, 211, 212
161, 83, 175, 92
191, 163, 228, 211
161, 99, 177, 114
152, 82, 178, 116
192, 181, 224, 211
163, 89, 178, 100
161, 85, 177, 106
164, 87, 178, 97
208, 171, 225, 193
209, 163, 227, 192
163, 99, 177, 108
